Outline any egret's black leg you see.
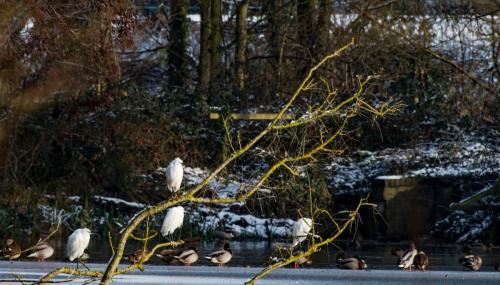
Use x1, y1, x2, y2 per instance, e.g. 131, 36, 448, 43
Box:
78, 257, 91, 271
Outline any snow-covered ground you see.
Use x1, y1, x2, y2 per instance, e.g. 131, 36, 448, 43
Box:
325, 135, 499, 195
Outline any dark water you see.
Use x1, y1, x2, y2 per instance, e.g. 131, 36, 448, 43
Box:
14, 238, 500, 271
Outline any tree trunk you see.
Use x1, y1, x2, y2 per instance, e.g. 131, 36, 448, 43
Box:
234, 0, 248, 92
268, 0, 283, 60
297, 0, 317, 76
209, 0, 222, 103
297, 0, 317, 51
168, 0, 188, 88
199, 0, 211, 99
317, 0, 332, 54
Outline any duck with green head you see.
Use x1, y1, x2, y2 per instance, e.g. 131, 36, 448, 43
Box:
336, 252, 368, 270
459, 245, 482, 271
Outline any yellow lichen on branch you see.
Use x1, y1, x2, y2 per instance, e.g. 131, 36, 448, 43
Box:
34, 38, 400, 285
97, 39, 359, 285
37, 240, 183, 284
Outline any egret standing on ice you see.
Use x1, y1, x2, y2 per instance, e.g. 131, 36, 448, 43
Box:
66, 228, 91, 268
161, 206, 185, 237
165, 157, 183, 193
292, 218, 313, 247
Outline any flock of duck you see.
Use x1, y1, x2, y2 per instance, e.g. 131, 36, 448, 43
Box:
1, 158, 499, 272
2, 229, 499, 272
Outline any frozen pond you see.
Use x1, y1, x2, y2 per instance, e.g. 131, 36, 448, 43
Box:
0, 261, 499, 285
14, 240, 500, 270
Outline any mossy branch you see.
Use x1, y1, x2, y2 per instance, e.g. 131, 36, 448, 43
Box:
34, 39, 398, 285
38, 268, 102, 284
38, 240, 183, 284
97, 39, 357, 285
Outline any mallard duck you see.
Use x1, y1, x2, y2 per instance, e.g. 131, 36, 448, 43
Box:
2, 239, 21, 261
413, 251, 429, 271
214, 227, 235, 241
292, 250, 312, 269
336, 252, 367, 270
155, 248, 181, 264
27, 242, 54, 262
397, 242, 417, 270
124, 249, 150, 264
174, 247, 198, 266
205, 243, 232, 267
459, 254, 482, 271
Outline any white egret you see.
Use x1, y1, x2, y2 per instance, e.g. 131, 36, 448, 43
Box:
27, 242, 54, 262
205, 243, 232, 267
161, 206, 184, 237
165, 157, 183, 192
66, 228, 91, 268
291, 218, 313, 247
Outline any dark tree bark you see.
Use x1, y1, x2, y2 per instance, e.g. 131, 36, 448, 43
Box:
297, 0, 317, 52
234, 0, 249, 92
318, 0, 332, 54
268, 0, 284, 62
199, 0, 211, 99
168, 0, 189, 88
297, 0, 317, 76
209, 0, 223, 103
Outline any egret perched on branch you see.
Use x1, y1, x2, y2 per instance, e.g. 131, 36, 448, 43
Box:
165, 157, 184, 193
66, 228, 91, 268
161, 206, 184, 237
292, 218, 313, 247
